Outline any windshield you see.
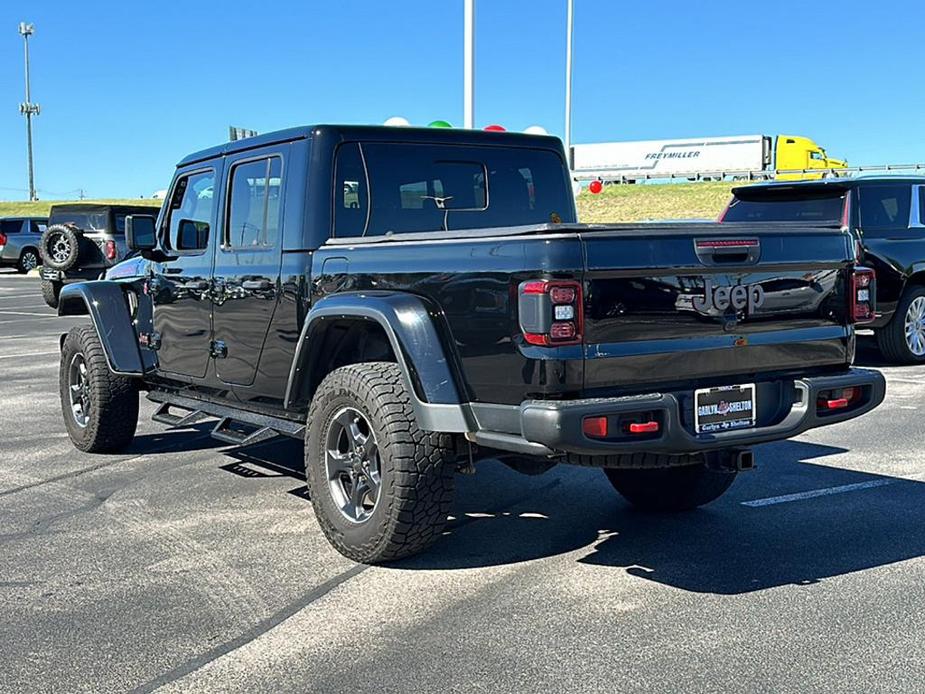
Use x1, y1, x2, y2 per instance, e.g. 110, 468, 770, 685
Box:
722, 190, 846, 224
48, 210, 111, 232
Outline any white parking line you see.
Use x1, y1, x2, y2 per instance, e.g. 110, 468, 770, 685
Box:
741, 479, 895, 507
0, 310, 54, 317
0, 316, 58, 325
0, 350, 58, 360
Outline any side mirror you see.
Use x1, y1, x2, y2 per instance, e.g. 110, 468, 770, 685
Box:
125, 215, 158, 251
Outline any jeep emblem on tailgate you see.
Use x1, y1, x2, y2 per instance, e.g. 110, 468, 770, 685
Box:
693, 279, 765, 314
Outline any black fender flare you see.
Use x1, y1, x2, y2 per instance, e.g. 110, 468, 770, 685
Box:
284, 291, 473, 433
58, 281, 144, 376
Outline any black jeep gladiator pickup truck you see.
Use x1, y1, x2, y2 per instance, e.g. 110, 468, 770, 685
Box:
55, 125, 885, 562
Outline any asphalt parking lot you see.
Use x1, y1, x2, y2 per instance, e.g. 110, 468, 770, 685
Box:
1, 270, 924, 693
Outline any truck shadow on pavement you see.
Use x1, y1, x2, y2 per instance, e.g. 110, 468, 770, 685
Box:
121, 423, 222, 455
208, 433, 925, 595
400, 440, 925, 595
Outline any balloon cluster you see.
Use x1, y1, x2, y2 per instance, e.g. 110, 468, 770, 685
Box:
382, 117, 549, 135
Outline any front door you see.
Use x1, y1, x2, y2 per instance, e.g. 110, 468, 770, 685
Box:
211, 147, 286, 386
151, 166, 219, 380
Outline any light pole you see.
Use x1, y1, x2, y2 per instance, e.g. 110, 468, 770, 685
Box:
463, 0, 475, 128
564, 0, 574, 168
19, 22, 40, 202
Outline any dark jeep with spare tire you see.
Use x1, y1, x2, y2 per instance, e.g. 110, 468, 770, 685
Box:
40, 203, 159, 307
53, 125, 885, 562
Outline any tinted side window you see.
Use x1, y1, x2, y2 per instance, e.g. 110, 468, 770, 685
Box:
859, 185, 911, 232
226, 157, 283, 249
1, 220, 22, 235
29, 220, 46, 234
919, 187, 925, 226
167, 170, 215, 252
333, 143, 369, 238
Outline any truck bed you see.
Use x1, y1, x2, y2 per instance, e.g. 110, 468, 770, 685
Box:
318, 220, 855, 404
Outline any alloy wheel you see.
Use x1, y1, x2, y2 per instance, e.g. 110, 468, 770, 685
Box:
20, 251, 39, 271
325, 407, 382, 523
904, 296, 925, 356
68, 353, 92, 428
51, 235, 72, 264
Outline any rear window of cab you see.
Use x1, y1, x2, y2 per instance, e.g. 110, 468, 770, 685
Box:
333, 142, 575, 237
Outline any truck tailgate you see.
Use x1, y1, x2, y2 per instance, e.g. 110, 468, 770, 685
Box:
580, 223, 854, 392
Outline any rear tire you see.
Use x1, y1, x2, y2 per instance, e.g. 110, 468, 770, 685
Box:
17, 248, 40, 274
59, 325, 139, 453
41, 280, 62, 308
305, 362, 456, 563
604, 461, 736, 511
875, 286, 925, 364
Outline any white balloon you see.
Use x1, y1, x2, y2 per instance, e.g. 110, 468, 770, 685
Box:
572, 180, 582, 198
384, 116, 411, 127
524, 125, 548, 135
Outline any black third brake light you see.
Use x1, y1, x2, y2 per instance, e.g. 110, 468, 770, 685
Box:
518, 279, 583, 346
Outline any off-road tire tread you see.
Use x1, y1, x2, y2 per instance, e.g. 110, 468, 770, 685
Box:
604, 462, 736, 511
59, 325, 138, 453
305, 362, 455, 563
41, 280, 61, 308
876, 286, 925, 364
41, 224, 82, 271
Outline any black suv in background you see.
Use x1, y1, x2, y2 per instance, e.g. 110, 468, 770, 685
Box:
39, 203, 159, 307
722, 176, 925, 363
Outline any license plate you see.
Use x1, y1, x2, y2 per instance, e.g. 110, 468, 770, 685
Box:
41, 268, 62, 281
694, 384, 756, 434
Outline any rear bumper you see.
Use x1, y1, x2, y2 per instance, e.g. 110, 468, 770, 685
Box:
472, 368, 885, 457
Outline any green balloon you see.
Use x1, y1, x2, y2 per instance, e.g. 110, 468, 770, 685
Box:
428, 120, 453, 128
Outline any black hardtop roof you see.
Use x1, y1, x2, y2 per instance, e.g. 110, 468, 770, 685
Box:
178, 124, 565, 166
733, 175, 925, 197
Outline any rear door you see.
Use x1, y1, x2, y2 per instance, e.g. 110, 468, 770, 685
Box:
210, 146, 287, 386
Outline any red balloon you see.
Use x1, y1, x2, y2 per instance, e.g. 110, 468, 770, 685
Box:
589, 180, 603, 195
484, 124, 506, 132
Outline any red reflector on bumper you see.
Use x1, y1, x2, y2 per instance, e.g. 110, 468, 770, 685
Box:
582, 416, 608, 438
824, 398, 849, 410
628, 421, 660, 434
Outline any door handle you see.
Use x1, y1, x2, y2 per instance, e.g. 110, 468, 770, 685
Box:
242, 279, 272, 290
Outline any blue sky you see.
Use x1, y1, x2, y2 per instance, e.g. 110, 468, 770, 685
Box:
1, 0, 922, 200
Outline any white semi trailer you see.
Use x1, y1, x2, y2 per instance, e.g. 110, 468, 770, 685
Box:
571, 134, 845, 183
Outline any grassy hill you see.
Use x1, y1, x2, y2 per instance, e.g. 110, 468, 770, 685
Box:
0, 199, 162, 218
0, 182, 737, 224
575, 181, 735, 223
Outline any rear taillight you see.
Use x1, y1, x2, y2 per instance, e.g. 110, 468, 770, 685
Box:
104, 240, 117, 260
0, 232, 7, 247
851, 267, 875, 323
518, 279, 583, 346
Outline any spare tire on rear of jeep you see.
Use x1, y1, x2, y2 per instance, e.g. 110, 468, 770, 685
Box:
40, 224, 82, 271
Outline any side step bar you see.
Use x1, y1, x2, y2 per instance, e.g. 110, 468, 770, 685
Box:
147, 391, 305, 446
